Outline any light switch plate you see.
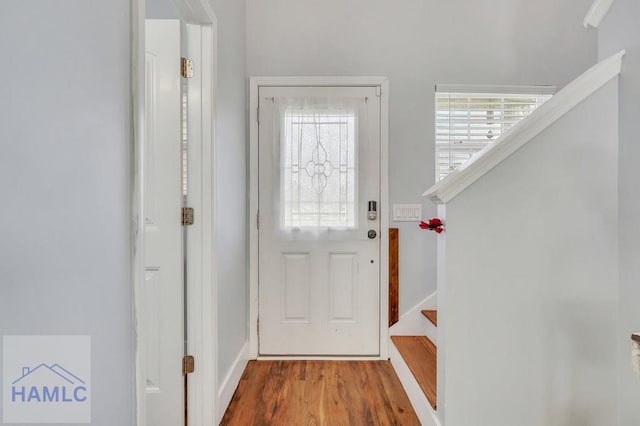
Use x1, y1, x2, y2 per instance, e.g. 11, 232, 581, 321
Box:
393, 204, 422, 222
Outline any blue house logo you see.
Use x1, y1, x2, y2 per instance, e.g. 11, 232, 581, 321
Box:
3, 335, 91, 423
11, 363, 88, 403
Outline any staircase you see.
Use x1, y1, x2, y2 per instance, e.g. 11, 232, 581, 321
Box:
390, 309, 440, 425
416, 50, 625, 425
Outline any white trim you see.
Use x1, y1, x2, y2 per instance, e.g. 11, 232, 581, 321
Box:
379, 78, 390, 360
132, 2, 218, 426
250, 76, 389, 88
257, 356, 387, 361
171, 0, 217, 24
389, 340, 440, 426
436, 84, 556, 95
248, 76, 390, 359
435, 205, 446, 425
215, 342, 250, 425
131, 1, 146, 424
390, 292, 437, 344
185, 21, 218, 426
423, 49, 626, 205
584, 0, 616, 28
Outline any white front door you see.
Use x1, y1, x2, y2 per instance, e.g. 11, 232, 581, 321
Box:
143, 19, 184, 426
258, 86, 381, 356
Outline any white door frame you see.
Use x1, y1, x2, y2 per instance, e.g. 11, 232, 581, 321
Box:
249, 76, 390, 360
131, 1, 218, 425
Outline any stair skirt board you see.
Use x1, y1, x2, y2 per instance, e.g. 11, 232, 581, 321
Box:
390, 291, 437, 343
389, 339, 440, 426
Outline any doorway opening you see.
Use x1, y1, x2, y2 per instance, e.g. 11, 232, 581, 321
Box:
249, 77, 390, 360
131, 0, 218, 425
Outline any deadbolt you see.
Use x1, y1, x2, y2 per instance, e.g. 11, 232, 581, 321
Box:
367, 201, 377, 220
368, 230, 377, 239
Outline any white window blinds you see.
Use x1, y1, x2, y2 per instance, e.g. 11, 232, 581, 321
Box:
435, 85, 554, 181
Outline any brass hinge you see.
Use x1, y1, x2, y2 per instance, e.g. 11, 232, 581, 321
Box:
182, 207, 194, 226
181, 58, 194, 78
182, 355, 195, 375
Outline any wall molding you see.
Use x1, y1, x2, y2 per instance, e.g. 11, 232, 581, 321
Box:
584, 0, 616, 28
216, 342, 249, 424
423, 49, 626, 205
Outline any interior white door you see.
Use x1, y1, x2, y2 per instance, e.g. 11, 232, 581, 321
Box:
258, 86, 381, 355
143, 19, 184, 426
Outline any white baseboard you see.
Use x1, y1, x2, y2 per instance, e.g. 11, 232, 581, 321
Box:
390, 291, 437, 343
215, 341, 249, 424
389, 339, 440, 426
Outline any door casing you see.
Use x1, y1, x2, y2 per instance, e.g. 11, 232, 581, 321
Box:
132, 1, 218, 425
249, 76, 390, 360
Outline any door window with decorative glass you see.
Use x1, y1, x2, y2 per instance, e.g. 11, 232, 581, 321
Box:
281, 103, 358, 229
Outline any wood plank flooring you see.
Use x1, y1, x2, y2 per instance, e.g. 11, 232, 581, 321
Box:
220, 360, 420, 425
390, 336, 437, 409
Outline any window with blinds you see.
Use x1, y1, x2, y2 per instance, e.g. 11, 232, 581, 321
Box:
435, 85, 554, 181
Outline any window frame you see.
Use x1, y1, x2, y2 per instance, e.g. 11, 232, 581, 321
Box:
435, 84, 555, 182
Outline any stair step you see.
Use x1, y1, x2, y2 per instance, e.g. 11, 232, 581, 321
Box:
391, 335, 437, 409
421, 310, 437, 327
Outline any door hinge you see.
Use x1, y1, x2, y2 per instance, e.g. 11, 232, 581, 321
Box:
257, 106, 260, 123
182, 207, 194, 226
256, 211, 260, 229
181, 58, 194, 78
182, 355, 195, 375
376, 86, 382, 97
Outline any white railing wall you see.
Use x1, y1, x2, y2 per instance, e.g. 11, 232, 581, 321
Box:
425, 52, 623, 425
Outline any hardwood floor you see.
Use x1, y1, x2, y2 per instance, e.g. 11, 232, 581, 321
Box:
220, 360, 420, 425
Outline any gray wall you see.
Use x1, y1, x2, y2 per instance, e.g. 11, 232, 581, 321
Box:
146, 0, 180, 19
246, 0, 597, 314
597, 1, 640, 425
444, 80, 619, 425
0, 0, 249, 423
0, 1, 134, 424
210, 0, 249, 386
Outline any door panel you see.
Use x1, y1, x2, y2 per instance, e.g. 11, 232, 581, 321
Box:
143, 19, 183, 426
258, 86, 381, 356
282, 253, 311, 322
329, 252, 357, 322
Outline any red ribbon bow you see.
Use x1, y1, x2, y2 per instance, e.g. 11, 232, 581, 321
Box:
419, 218, 444, 234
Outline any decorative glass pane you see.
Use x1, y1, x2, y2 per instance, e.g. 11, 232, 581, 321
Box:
281, 106, 357, 228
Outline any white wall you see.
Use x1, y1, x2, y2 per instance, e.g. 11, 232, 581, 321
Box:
0, 1, 134, 424
443, 81, 619, 425
246, 0, 597, 314
597, 1, 640, 425
209, 0, 249, 388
